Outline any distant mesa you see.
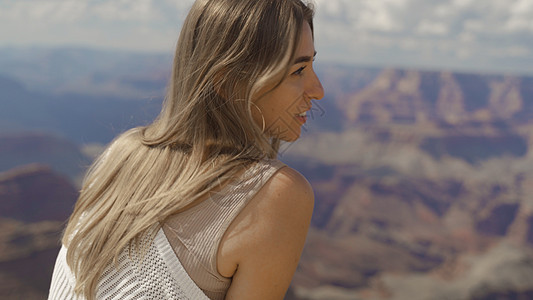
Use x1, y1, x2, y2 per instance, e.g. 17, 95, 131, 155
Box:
0, 163, 78, 223
0, 132, 91, 183
0, 163, 78, 298
0, 75, 28, 98
0, 74, 83, 298
339, 68, 533, 127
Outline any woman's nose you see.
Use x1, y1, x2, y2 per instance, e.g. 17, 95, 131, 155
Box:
307, 70, 324, 100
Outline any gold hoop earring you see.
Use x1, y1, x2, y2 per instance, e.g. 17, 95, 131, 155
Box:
250, 102, 265, 133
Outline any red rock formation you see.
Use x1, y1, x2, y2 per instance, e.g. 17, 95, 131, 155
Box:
0, 164, 78, 223
0, 165, 78, 299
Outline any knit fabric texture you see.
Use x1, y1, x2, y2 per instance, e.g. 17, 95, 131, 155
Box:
48, 229, 209, 300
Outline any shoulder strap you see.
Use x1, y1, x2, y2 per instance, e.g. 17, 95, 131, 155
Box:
153, 229, 210, 299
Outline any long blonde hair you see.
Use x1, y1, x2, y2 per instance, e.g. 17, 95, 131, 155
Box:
62, 0, 315, 298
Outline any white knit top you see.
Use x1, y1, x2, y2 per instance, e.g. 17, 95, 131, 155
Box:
48, 228, 210, 300
48, 159, 286, 300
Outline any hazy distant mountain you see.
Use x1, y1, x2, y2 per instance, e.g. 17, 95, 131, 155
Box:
0, 133, 91, 182
0, 47, 172, 98
0, 74, 162, 144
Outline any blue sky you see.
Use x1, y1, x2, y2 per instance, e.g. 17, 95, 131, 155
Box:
1, 0, 532, 75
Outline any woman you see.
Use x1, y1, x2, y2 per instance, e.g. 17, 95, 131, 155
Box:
48, 0, 324, 299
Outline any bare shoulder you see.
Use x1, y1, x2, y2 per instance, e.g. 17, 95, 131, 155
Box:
219, 165, 314, 299
220, 165, 314, 257
246, 165, 314, 243
269, 165, 314, 196
262, 165, 314, 214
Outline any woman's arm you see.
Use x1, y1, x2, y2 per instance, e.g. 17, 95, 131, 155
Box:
220, 167, 314, 300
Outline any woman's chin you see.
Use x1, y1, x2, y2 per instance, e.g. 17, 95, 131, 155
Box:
264, 124, 301, 142
279, 131, 301, 142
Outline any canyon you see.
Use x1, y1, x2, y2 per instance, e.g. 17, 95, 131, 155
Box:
1, 49, 533, 299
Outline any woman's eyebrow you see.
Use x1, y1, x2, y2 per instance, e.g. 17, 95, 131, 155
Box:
293, 51, 317, 64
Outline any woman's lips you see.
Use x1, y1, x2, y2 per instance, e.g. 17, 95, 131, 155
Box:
296, 112, 308, 124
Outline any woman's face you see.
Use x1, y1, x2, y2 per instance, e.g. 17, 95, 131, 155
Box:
252, 21, 324, 142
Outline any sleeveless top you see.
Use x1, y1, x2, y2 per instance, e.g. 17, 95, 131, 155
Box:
48, 159, 285, 300
162, 159, 286, 300
49, 229, 210, 300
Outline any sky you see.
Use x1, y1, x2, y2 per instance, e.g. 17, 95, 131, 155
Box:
1, 0, 533, 75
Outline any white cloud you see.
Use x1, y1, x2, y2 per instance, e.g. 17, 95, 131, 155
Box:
0, 0, 88, 22
358, 0, 406, 32
463, 20, 483, 32
319, 0, 343, 16
491, 46, 531, 57
451, 0, 474, 9
416, 20, 449, 36
92, 0, 161, 22
458, 31, 476, 43
505, 0, 533, 32
315, 0, 408, 32
0, 0, 187, 23
312, 0, 533, 74
0, 0, 532, 74
505, 18, 533, 32
510, 0, 533, 14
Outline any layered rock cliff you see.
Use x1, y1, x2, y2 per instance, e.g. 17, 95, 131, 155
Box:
0, 165, 77, 299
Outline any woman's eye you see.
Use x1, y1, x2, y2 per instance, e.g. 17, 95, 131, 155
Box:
292, 66, 306, 76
